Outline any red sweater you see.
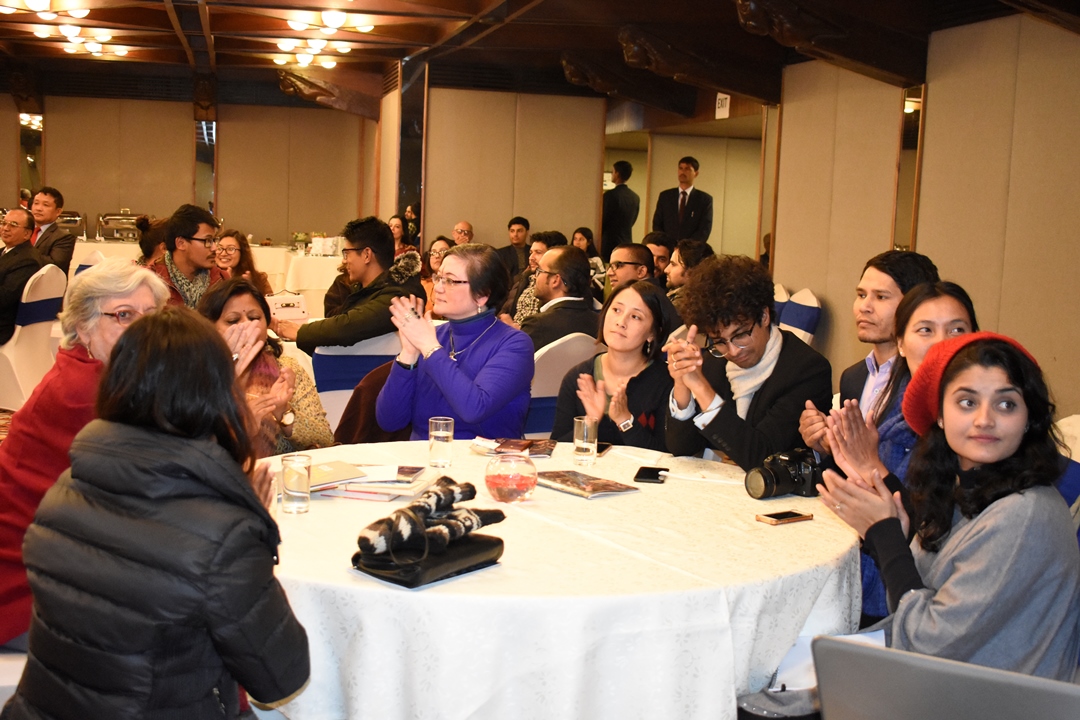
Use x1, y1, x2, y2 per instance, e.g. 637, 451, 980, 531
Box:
0, 344, 101, 644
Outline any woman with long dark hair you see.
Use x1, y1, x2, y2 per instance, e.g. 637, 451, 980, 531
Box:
215, 229, 272, 296
6, 307, 310, 718
571, 226, 605, 287
551, 280, 672, 451
820, 333, 1080, 680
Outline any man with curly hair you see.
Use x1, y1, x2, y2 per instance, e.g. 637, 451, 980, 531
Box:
663, 255, 832, 470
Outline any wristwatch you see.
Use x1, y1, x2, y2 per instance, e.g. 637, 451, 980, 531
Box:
280, 411, 295, 427
618, 417, 634, 432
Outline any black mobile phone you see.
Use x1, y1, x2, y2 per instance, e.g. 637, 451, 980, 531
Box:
634, 466, 668, 484
756, 510, 813, 525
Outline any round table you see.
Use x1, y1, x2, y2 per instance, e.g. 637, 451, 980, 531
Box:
268, 441, 860, 720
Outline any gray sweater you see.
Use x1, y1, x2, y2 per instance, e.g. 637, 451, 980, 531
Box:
889, 486, 1080, 681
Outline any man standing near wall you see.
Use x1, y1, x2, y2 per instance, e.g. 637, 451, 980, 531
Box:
798, 250, 939, 454
601, 160, 639, 262
495, 216, 530, 277
150, 204, 225, 309
652, 156, 713, 244
29, 187, 75, 277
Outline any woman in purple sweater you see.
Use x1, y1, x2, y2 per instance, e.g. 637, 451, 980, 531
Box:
376, 243, 534, 439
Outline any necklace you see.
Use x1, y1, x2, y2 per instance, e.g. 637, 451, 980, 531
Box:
449, 318, 499, 361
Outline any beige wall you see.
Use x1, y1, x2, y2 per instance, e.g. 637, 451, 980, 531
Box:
44, 97, 194, 227
602, 148, 647, 243
918, 15, 1080, 415
647, 135, 760, 257
424, 88, 605, 248
361, 117, 378, 217
378, 92, 400, 221
772, 61, 902, 389
1, 95, 20, 205
217, 104, 361, 242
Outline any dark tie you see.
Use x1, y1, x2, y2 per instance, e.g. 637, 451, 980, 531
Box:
30, 227, 40, 245
678, 190, 687, 224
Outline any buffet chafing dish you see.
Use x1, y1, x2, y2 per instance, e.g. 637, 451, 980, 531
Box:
95, 210, 140, 241
57, 211, 86, 238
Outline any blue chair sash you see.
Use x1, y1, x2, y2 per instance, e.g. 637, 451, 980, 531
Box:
15, 297, 63, 327
524, 396, 558, 435
779, 302, 821, 335
312, 352, 396, 392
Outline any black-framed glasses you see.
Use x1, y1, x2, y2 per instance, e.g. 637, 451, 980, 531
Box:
704, 325, 756, 358
341, 247, 363, 260
534, 269, 558, 279
183, 235, 219, 248
101, 309, 149, 327
216, 246, 239, 256
432, 273, 470, 287
609, 261, 644, 271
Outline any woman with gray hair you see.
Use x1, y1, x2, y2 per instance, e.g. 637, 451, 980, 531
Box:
0, 257, 168, 651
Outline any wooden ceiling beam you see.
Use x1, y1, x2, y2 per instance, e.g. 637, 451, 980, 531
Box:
999, 0, 1080, 35
617, 25, 781, 104
733, 0, 927, 87
198, 0, 217, 72
561, 51, 697, 116
162, 0, 196, 68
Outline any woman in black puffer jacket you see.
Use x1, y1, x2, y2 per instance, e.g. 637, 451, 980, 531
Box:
2, 307, 310, 720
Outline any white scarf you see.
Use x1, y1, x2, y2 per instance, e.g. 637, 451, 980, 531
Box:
725, 324, 783, 420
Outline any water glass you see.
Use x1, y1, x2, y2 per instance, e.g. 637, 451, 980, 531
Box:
281, 454, 311, 514
429, 416, 454, 468
573, 416, 599, 466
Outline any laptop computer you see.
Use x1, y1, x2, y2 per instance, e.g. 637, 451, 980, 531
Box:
813, 636, 1080, 720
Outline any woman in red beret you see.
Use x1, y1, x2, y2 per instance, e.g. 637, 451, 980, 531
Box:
819, 332, 1080, 680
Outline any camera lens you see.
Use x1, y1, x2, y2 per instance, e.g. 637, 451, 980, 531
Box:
745, 465, 796, 499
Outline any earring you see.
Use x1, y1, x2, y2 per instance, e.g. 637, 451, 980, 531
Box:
476, 305, 482, 315
643, 340, 652, 355
937, 419, 944, 429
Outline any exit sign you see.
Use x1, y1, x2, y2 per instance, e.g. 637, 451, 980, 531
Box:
715, 93, 730, 119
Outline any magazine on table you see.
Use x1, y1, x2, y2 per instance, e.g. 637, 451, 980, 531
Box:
470, 438, 558, 458
536, 470, 639, 499
312, 463, 430, 499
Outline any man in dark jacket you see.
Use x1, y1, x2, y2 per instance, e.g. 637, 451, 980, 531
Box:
273, 216, 425, 356
0, 208, 44, 345
520, 245, 598, 352
601, 160, 639, 261
651, 156, 713, 244
665, 255, 831, 471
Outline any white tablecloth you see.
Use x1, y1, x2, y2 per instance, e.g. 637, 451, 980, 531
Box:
250, 247, 293, 293
283, 256, 342, 319
269, 442, 861, 720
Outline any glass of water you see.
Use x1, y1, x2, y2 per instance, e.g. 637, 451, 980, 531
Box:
429, 416, 454, 468
281, 454, 311, 514
573, 416, 599, 466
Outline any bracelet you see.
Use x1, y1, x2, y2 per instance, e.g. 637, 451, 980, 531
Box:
422, 344, 442, 360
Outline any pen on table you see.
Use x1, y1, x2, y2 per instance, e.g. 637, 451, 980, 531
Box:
658, 471, 743, 485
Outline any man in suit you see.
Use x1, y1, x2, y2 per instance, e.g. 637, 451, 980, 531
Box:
520, 245, 598, 352
495, 216, 529, 278
0, 208, 45, 345
29, 187, 75, 277
665, 254, 832, 471
798, 250, 939, 455
651, 156, 713, 244
601, 160, 639, 262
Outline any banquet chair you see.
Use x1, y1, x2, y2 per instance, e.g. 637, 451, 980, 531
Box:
525, 332, 600, 439
333, 361, 412, 444
74, 249, 105, 276
778, 288, 821, 344
773, 282, 790, 323
312, 332, 401, 433
0, 652, 27, 707
0, 264, 67, 411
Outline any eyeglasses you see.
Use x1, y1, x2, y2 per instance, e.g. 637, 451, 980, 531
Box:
216, 247, 239, 256
609, 261, 644, 271
453, 228, 473, 236
101, 308, 150, 327
183, 235, 219, 248
1, 220, 29, 229
704, 325, 756, 358
535, 269, 558, 279
341, 247, 364, 260
431, 274, 470, 288
429, 249, 448, 259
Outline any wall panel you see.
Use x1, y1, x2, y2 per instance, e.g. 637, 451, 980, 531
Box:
218, 104, 290, 242
287, 107, 360, 237
0, 95, 21, 203
378, 92, 400, 220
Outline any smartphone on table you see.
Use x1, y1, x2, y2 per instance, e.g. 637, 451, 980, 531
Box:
755, 510, 813, 525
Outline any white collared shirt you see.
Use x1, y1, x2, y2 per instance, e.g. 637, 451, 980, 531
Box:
538, 296, 584, 313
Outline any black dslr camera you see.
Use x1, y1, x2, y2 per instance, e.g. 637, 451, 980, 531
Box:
744, 448, 822, 499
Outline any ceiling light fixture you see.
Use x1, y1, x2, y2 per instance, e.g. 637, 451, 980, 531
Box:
24, 0, 50, 12
277, 39, 297, 51
273, 56, 287, 65
0, 6, 17, 14
94, 33, 111, 42
319, 60, 336, 68
332, 42, 351, 53
85, 41, 101, 52
58, 23, 80, 37
67, 7, 88, 18
357, 25, 374, 33
32, 27, 50, 37
63, 44, 77, 53
287, 20, 308, 31
319, 26, 336, 35
307, 38, 326, 50
91, 51, 101, 56
36, 10, 56, 19
69, 36, 83, 43
321, 10, 346, 28
114, 47, 127, 56
296, 52, 312, 65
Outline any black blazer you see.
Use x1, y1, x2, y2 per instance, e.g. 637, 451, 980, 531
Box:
520, 298, 598, 352
495, 244, 524, 279
33, 223, 76, 277
839, 359, 870, 404
0, 242, 45, 344
652, 186, 713, 243
665, 330, 832, 470
601, 184, 640, 261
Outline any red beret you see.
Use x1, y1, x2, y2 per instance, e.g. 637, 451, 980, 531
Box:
901, 331, 1038, 437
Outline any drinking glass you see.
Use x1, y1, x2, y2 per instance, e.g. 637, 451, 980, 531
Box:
429, 417, 454, 468
573, 416, 599, 466
281, 454, 311, 514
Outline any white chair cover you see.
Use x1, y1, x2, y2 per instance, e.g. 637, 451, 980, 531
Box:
526, 332, 602, 438
0, 265, 67, 411
779, 287, 821, 344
